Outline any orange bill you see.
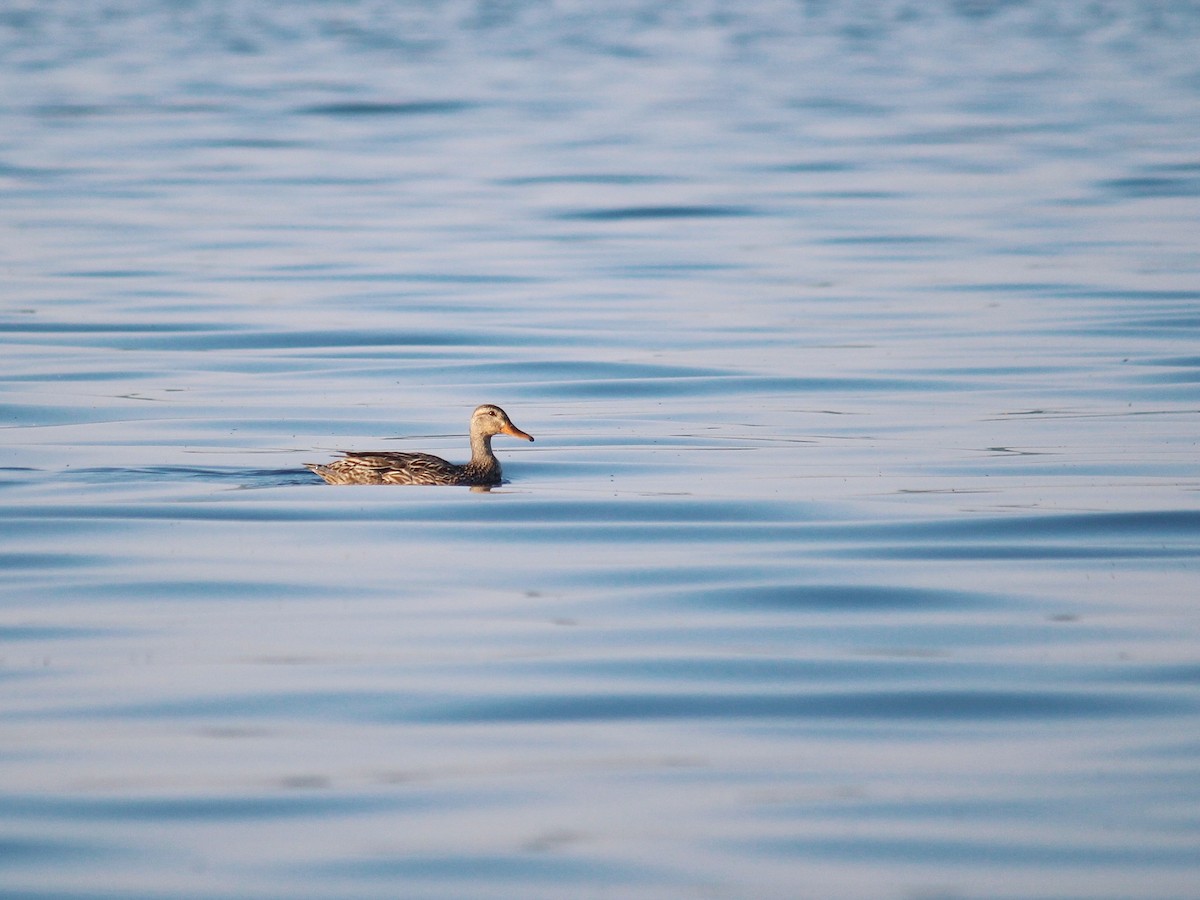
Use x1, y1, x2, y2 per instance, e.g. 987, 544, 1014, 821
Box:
502, 423, 535, 442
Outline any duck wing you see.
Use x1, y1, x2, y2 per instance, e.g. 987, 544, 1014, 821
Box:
333, 451, 465, 485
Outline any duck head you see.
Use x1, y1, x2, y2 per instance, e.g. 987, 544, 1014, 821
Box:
472, 404, 534, 442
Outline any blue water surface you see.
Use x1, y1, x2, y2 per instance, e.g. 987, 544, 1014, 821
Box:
2, 3, 1199, 898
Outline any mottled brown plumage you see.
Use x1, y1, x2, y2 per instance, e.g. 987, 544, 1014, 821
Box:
306, 404, 534, 486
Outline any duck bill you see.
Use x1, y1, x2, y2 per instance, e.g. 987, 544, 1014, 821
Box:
502, 423, 535, 442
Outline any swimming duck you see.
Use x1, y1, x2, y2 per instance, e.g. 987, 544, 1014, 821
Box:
306, 404, 534, 486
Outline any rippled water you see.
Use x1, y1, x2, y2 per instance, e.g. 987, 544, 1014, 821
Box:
3, 3, 1199, 898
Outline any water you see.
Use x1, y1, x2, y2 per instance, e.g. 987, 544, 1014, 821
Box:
2, 3, 1199, 898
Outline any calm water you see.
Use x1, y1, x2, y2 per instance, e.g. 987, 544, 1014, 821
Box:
3, 3, 1199, 898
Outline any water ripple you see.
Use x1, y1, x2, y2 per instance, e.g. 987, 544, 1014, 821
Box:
758, 835, 1200, 866
312, 852, 655, 885
556, 205, 757, 221
68, 687, 1184, 726
297, 100, 477, 117
426, 689, 1179, 724
1, 792, 406, 823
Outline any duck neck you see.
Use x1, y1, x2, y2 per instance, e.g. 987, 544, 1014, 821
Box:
468, 430, 498, 467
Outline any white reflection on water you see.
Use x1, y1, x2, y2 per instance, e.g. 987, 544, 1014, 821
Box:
2, 2, 1199, 898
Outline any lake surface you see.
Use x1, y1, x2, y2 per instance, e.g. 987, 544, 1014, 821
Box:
2, 3, 1199, 898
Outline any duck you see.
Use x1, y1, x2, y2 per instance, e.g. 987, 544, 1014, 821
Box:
306, 404, 534, 486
